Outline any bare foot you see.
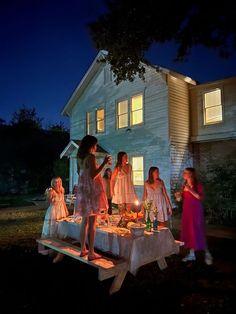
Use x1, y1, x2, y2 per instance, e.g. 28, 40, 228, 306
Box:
80, 249, 88, 257
88, 252, 102, 261
52, 253, 64, 264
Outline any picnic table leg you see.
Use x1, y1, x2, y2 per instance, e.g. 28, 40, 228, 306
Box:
157, 257, 168, 270
109, 269, 128, 295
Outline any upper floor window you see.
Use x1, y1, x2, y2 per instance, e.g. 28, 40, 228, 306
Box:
117, 94, 143, 129
117, 100, 128, 128
86, 112, 93, 135
131, 94, 143, 126
132, 156, 144, 186
96, 108, 105, 133
203, 89, 222, 125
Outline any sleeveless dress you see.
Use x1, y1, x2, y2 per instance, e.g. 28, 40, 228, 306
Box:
180, 183, 206, 250
112, 164, 137, 204
41, 189, 69, 238
145, 183, 169, 222
75, 155, 108, 217
38, 189, 69, 254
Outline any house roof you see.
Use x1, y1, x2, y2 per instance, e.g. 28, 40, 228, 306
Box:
61, 50, 196, 117
60, 139, 109, 159
61, 50, 108, 117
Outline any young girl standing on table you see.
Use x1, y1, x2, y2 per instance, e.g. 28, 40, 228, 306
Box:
143, 167, 172, 227
110, 151, 137, 214
38, 177, 69, 263
75, 135, 110, 261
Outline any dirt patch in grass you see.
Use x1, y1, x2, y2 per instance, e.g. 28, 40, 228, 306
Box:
0, 207, 235, 313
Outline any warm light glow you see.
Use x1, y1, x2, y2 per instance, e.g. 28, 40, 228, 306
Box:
132, 156, 144, 185
134, 200, 139, 206
203, 89, 222, 125
131, 94, 143, 126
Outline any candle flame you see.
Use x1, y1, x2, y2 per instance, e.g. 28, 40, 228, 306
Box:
134, 200, 139, 206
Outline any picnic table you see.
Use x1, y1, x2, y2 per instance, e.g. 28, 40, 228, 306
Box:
37, 215, 182, 294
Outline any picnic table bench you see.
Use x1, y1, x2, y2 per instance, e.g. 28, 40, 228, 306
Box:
37, 238, 129, 295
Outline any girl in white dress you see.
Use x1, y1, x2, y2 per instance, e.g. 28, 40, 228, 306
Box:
39, 177, 69, 263
75, 135, 110, 260
143, 167, 172, 227
111, 152, 137, 214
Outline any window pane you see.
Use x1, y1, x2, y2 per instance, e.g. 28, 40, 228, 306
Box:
118, 100, 128, 115
133, 171, 144, 186
118, 113, 128, 128
204, 89, 221, 108
97, 120, 104, 132
97, 109, 104, 120
205, 106, 222, 123
132, 110, 143, 125
131, 95, 143, 125
132, 156, 144, 185
131, 95, 143, 111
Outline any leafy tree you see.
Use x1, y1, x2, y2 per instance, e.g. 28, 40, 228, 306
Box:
89, 0, 236, 83
47, 122, 69, 133
10, 105, 43, 129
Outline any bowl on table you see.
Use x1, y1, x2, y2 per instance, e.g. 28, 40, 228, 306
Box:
130, 223, 146, 237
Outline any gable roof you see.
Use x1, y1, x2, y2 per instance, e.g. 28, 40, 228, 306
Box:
60, 139, 109, 159
61, 50, 196, 117
61, 50, 107, 117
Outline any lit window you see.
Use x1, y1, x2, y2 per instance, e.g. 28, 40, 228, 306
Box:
117, 100, 128, 128
86, 112, 93, 135
132, 156, 144, 186
131, 94, 143, 126
96, 108, 105, 133
203, 89, 222, 125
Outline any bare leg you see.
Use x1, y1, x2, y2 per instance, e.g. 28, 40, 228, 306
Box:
126, 203, 132, 213
88, 215, 101, 261
53, 253, 64, 263
80, 216, 88, 257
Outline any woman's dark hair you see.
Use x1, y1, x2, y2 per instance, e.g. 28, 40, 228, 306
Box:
115, 151, 127, 168
184, 167, 198, 186
77, 135, 97, 159
103, 168, 112, 179
147, 167, 159, 184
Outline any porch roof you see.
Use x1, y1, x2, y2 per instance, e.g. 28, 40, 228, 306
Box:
60, 140, 109, 159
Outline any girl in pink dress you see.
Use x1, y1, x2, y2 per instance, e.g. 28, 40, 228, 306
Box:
75, 135, 110, 261
110, 152, 137, 214
176, 167, 213, 265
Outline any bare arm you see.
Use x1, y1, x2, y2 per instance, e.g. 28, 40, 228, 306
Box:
110, 167, 118, 197
88, 154, 109, 180
161, 180, 172, 215
184, 183, 203, 200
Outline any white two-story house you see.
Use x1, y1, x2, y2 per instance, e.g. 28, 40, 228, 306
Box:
61, 50, 236, 201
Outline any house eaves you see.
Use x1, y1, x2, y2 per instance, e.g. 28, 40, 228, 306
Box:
61, 50, 108, 117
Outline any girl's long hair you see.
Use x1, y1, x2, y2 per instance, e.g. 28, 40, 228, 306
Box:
147, 167, 159, 184
184, 167, 198, 187
103, 168, 112, 179
77, 135, 97, 160
115, 151, 127, 169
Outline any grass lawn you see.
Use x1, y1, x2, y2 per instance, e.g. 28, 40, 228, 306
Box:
0, 195, 36, 208
0, 207, 235, 313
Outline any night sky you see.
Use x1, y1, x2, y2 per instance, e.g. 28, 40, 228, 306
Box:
1, 0, 236, 128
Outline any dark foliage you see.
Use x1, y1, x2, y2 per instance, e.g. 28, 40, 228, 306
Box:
89, 0, 236, 83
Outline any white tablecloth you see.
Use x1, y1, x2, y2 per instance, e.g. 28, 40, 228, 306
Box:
57, 220, 179, 275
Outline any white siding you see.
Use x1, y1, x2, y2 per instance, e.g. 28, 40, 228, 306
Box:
168, 75, 192, 190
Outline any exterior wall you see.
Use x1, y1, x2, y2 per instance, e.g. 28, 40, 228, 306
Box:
168, 75, 192, 191
192, 139, 236, 171
190, 77, 236, 142
69, 63, 172, 199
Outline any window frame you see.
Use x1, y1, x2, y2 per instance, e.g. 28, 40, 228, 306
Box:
117, 99, 129, 129
96, 108, 105, 133
130, 94, 143, 126
203, 88, 223, 125
86, 112, 93, 135
131, 156, 144, 186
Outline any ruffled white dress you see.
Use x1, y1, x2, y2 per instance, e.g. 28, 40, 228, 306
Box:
38, 189, 69, 254
112, 164, 137, 204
